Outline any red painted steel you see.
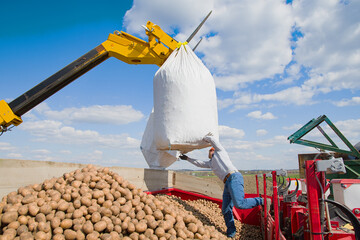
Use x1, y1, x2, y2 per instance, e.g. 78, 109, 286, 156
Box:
305, 160, 324, 240
256, 174, 260, 196
272, 171, 280, 240
264, 174, 268, 240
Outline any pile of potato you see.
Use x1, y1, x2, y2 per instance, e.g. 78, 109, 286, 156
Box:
158, 196, 261, 240
0, 165, 260, 240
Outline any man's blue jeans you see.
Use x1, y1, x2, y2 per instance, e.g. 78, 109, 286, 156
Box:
222, 172, 262, 237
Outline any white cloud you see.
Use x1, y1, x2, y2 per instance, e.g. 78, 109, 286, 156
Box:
125, 0, 359, 111
217, 98, 234, 110
283, 123, 303, 131
125, 0, 294, 91
19, 120, 141, 149
40, 105, 144, 125
219, 125, 245, 139
0, 142, 15, 151
7, 153, 23, 159
334, 118, 360, 143
32, 149, 51, 155
256, 129, 268, 136
332, 97, 360, 107
247, 111, 277, 120
293, 0, 360, 92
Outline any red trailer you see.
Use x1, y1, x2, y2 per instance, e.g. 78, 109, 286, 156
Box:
148, 159, 360, 240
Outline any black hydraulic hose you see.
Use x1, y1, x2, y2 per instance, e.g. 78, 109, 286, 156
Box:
324, 199, 360, 240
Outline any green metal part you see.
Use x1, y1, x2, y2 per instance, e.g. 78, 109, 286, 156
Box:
288, 115, 360, 159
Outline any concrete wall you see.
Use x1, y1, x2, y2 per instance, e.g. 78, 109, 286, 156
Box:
0, 159, 223, 200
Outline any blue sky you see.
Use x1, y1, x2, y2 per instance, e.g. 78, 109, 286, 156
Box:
1, 0, 360, 170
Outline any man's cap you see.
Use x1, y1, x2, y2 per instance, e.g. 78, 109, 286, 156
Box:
210, 147, 215, 151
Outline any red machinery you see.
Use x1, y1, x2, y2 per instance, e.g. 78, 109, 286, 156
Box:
146, 155, 360, 240
256, 159, 360, 240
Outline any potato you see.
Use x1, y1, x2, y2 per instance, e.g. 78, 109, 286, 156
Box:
94, 220, 107, 232
55, 211, 66, 220
53, 227, 64, 235
34, 231, 47, 240
76, 230, 85, 240
37, 198, 45, 207
16, 224, 28, 235
187, 222, 198, 233
121, 221, 129, 231
136, 210, 146, 220
147, 220, 158, 230
21, 195, 35, 205
127, 221, 136, 233
18, 215, 28, 225
160, 220, 173, 231
129, 232, 139, 240
164, 214, 175, 225
50, 217, 61, 229
64, 229, 77, 240
60, 219, 73, 229
90, 212, 100, 223
155, 227, 165, 238
103, 200, 112, 209
87, 205, 98, 215
153, 210, 163, 220
114, 224, 122, 234
109, 232, 121, 240
37, 221, 51, 233
53, 233, 66, 240
1, 211, 18, 224
110, 205, 120, 215
92, 190, 103, 199
35, 213, 46, 222
80, 197, 91, 207
143, 205, 153, 215
82, 221, 94, 234
28, 204, 39, 217
57, 202, 69, 212
7, 220, 20, 229
72, 209, 83, 219
135, 221, 147, 233
100, 207, 112, 217
120, 205, 131, 214
18, 205, 28, 215
86, 231, 99, 240
71, 180, 82, 189
1, 166, 262, 240
19, 232, 34, 240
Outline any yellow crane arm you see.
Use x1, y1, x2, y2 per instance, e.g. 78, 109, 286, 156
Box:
0, 21, 178, 133
0, 10, 212, 134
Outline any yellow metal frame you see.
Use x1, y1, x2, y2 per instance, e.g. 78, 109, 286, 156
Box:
102, 21, 178, 67
1, 21, 179, 130
0, 100, 22, 128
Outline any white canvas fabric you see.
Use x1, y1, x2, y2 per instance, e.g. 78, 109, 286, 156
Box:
140, 110, 180, 169
153, 44, 219, 152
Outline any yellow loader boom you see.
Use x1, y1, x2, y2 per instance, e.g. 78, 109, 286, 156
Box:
1, 21, 177, 133
0, 21, 178, 134
0, 11, 212, 134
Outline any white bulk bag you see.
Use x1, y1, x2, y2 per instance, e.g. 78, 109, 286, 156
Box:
153, 44, 219, 152
140, 110, 180, 169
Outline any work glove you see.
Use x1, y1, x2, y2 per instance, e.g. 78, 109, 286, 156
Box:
203, 132, 213, 142
179, 155, 188, 160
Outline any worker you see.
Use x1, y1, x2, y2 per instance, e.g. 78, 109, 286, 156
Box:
179, 133, 263, 238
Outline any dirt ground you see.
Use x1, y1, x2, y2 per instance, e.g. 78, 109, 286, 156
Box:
243, 174, 273, 195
